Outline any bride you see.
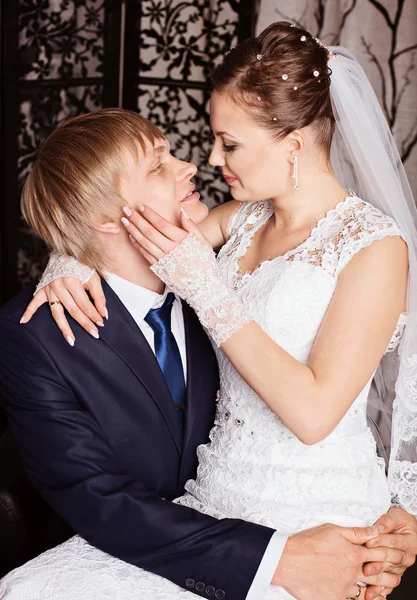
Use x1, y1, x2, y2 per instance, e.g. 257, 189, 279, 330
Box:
6, 21, 417, 600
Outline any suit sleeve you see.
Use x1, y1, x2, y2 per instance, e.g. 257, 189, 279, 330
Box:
0, 318, 275, 600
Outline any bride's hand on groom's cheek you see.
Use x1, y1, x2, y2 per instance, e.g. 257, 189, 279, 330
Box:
21, 273, 107, 345
121, 204, 210, 266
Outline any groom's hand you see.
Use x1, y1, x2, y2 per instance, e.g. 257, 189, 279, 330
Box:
272, 523, 405, 600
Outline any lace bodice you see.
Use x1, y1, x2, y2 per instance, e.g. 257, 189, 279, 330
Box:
174, 195, 406, 534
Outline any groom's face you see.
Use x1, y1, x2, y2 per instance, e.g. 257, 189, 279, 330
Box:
120, 138, 208, 226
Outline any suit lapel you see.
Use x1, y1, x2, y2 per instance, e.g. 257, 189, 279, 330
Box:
99, 280, 182, 453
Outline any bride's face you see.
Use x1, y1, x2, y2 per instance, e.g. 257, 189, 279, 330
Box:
209, 91, 292, 202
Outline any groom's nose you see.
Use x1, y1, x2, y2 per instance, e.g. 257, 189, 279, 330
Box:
176, 159, 197, 182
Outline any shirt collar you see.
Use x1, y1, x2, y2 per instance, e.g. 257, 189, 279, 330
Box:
105, 271, 170, 323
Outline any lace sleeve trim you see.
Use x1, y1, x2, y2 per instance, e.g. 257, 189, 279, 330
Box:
150, 234, 252, 346
35, 253, 95, 295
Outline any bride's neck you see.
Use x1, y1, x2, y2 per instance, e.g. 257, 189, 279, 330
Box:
270, 166, 347, 232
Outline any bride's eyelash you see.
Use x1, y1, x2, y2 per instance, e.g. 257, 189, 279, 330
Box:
222, 143, 237, 153
151, 164, 162, 174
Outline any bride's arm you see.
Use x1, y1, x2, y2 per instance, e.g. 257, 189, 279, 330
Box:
20, 201, 240, 340
218, 235, 408, 445
126, 204, 408, 446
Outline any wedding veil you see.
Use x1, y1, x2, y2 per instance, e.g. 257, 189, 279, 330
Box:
328, 46, 417, 515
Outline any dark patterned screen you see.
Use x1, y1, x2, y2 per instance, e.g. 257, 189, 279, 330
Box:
1, 0, 254, 303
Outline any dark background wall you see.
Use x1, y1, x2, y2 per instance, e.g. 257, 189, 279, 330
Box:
0, 0, 257, 306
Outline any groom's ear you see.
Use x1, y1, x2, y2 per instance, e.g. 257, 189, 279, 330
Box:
91, 220, 122, 235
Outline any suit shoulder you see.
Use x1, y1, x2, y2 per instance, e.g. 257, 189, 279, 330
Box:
0, 286, 36, 321
0, 285, 52, 333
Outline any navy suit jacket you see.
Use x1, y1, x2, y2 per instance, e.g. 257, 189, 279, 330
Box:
0, 281, 274, 599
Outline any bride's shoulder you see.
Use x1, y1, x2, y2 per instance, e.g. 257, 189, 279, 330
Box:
332, 195, 403, 238
325, 195, 407, 277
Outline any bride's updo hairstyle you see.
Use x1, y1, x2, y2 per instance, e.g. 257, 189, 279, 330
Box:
211, 21, 335, 157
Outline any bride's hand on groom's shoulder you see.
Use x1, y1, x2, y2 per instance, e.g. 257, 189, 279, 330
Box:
21, 273, 106, 346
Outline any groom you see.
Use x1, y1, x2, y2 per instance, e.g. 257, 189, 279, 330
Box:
0, 110, 414, 600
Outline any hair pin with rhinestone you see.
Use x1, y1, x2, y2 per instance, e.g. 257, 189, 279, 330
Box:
256, 54, 262, 60
314, 37, 335, 57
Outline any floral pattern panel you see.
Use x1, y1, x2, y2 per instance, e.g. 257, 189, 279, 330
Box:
139, 0, 240, 81
18, 0, 105, 80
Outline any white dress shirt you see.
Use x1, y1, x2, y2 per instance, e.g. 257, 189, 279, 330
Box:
105, 273, 288, 598
106, 272, 187, 379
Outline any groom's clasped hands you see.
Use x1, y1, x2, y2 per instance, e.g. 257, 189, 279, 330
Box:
271, 508, 416, 600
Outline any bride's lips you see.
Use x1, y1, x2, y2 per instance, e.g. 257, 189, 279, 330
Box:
181, 184, 200, 203
224, 175, 237, 185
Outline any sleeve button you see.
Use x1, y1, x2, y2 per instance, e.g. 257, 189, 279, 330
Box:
215, 590, 226, 599
206, 585, 215, 596
185, 578, 195, 589
195, 582, 205, 592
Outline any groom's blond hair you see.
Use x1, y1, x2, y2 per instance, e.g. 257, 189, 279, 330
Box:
21, 108, 165, 274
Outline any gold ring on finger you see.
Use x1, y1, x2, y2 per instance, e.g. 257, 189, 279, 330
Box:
346, 584, 362, 600
49, 301, 63, 307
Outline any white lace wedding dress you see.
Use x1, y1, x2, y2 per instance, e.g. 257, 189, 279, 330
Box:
1, 195, 406, 600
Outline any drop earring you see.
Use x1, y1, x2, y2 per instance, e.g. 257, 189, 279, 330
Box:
292, 155, 299, 190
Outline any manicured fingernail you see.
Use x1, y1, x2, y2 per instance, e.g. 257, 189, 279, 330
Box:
181, 207, 190, 219
377, 524, 386, 533
96, 321, 104, 327
128, 234, 136, 244
20, 316, 27, 324
123, 206, 132, 217
89, 330, 99, 339
66, 336, 75, 347
367, 526, 378, 536
121, 217, 130, 227
138, 204, 145, 212
104, 308, 109, 320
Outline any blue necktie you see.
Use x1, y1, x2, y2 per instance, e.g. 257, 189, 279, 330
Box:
145, 293, 186, 421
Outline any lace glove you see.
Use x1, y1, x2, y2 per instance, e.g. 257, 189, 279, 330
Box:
35, 252, 95, 295
150, 234, 252, 346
